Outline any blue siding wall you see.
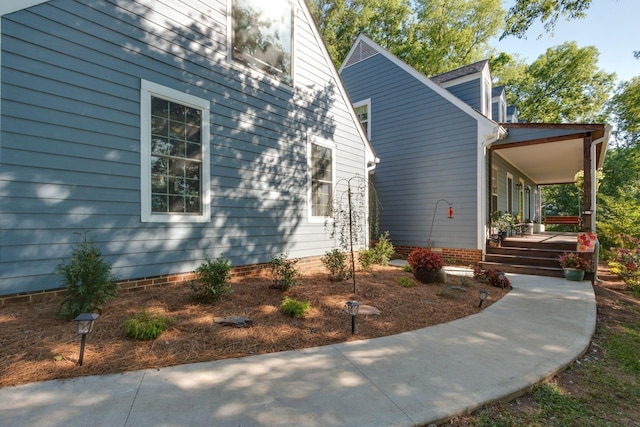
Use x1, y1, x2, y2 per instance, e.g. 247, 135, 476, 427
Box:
491, 154, 536, 221
0, 0, 368, 295
341, 54, 479, 249
444, 80, 482, 112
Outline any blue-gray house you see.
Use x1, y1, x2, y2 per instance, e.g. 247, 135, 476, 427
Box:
339, 34, 609, 265
0, 0, 376, 298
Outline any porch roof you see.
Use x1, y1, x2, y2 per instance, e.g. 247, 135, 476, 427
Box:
490, 123, 610, 185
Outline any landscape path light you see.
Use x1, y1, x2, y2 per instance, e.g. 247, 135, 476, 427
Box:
345, 300, 360, 335
74, 313, 99, 366
497, 271, 507, 289
479, 289, 489, 308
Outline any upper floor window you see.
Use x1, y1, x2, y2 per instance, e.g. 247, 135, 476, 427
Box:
141, 80, 211, 223
353, 99, 371, 137
232, 0, 293, 85
308, 138, 335, 220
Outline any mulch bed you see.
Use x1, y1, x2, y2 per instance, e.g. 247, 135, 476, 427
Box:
0, 265, 509, 388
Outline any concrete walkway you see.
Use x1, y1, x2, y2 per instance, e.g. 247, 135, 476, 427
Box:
0, 273, 596, 427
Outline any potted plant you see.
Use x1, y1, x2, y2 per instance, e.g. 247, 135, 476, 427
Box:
407, 248, 444, 284
490, 211, 515, 242
558, 252, 592, 281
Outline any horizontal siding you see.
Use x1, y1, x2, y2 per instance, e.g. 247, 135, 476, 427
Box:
342, 53, 479, 249
444, 79, 481, 112
0, 0, 369, 295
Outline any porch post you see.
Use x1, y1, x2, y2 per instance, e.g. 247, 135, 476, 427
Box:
582, 135, 593, 232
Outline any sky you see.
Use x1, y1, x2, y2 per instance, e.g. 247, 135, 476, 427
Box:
493, 0, 639, 83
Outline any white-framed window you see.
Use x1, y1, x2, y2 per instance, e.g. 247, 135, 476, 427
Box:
506, 173, 514, 214
230, 0, 293, 85
491, 166, 498, 214
307, 137, 335, 221
140, 80, 211, 223
353, 98, 371, 137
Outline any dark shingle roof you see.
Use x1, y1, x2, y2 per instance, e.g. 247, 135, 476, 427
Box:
492, 85, 505, 97
430, 59, 489, 84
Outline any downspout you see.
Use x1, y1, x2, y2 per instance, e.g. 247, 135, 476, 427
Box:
481, 124, 508, 252
589, 125, 611, 283
589, 125, 611, 231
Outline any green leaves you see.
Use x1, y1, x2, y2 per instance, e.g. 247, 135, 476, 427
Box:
507, 42, 615, 123
56, 231, 118, 319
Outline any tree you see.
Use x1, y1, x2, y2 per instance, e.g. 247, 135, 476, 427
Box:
504, 42, 615, 123
608, 77, 640, 146
309, 0, 504, 76
502, 0, 593, 39
308, 0, 412, 68
399, 0, 505, 76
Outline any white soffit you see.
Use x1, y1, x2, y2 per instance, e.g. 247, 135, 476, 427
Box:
495, 138, 585, 185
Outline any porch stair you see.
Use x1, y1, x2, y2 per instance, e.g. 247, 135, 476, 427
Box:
480, 238, 575, 278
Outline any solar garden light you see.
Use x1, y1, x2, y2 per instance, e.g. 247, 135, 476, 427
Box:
497, 271, 507, 289
345, 300, 360, 335
74, 313, 99, 366
478, 290, 489, 308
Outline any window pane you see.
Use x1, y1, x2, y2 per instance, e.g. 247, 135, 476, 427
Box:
149, 96, 203, 214
233, 0, 292, 84
311, 143, 332, 217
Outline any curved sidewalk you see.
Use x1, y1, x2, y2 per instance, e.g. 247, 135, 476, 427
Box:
0, 273, 595, 427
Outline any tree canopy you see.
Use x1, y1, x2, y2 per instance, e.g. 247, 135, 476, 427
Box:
308, 0, 504, 76
499, 42, 615, 123
502, 0, 593, 39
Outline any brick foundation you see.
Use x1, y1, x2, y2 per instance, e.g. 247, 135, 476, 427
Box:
0, 255, 325, 306
394, 245, 482, 266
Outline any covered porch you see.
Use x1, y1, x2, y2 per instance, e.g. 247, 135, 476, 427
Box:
482, 123, 610, 277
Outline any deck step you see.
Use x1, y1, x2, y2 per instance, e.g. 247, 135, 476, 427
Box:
479, 262, 565, 278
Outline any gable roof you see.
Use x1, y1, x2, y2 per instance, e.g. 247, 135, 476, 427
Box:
430, 60, 489, 84
492, 85, 506, 98
340, 34, 503, 137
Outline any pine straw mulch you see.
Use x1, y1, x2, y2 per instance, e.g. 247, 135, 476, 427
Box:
0, 265, 509, 389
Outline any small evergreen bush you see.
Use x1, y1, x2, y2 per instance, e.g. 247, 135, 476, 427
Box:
372, 231, 394, 266
56, 231, 119, 319
280, 297, 311, 318
321, 249, 350, 281
123, 308, 175, 340
358, 248, 377, 272
268, 253, 300, 291
190, 256, 233, 303
397, 276, 416, 288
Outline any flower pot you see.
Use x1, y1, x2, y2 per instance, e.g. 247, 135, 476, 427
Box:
414, 269, 438, 284
563, 268, 585, 281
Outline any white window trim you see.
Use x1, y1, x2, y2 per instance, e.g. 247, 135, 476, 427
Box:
226, 0, 295, 88
506, 172, 514, 214
307, 136, 336, 223
140, 80, 211, 223
353, 98, 371, 139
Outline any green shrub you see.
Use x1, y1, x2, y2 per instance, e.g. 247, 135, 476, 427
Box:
403, 264, 413, 273
372, 231, 394, 266
268, 253, 300, 291
190, 256, 233, 303
397, 276, 415, 288
281, 297, 311, 318
321, 249, 350, 281
358, 248, 377, 272
123, 308, 175, 340
56, 231, 119, 319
